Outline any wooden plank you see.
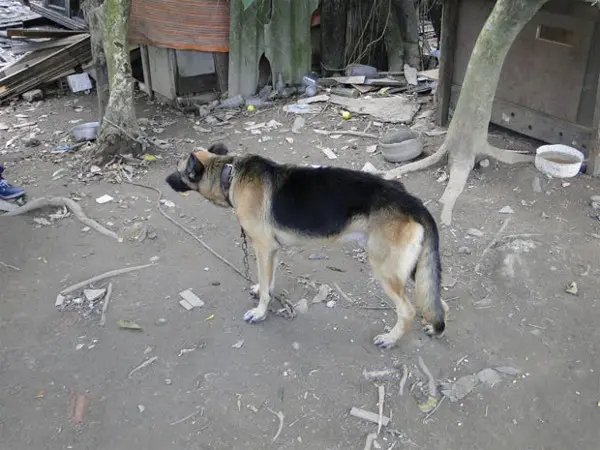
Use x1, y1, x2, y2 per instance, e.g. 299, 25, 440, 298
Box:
450, 85, 593, 148
318, 75, 366, 86
29, 3, 87, 31
10, 35, 86, 55
139, 44, 153, 99
363, 77, 405, 86
0, 35, 91, 100
7, 28, 84, 38
418, 68, 439, 81
436, 0, 459, 127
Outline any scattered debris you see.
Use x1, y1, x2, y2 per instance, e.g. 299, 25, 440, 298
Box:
326, 300, 337, 308
364, 432, 378, 450
170, 407, 202, 426
308, 252, 328, 260
377, 384, 385, 434
498, 205, 514, 214
0, 260, 21, 271
313, 129, 379, 139
467, 228, 484, 238
295, 298, 309, 314
232, 339, 245, 349
418, 356, 438, 399
319, 146, 337, 160
329, 95, 419, 124
312, 284, 331, 303
350, 407, 390, 426
399, 365, 409, 396
292, 116, 305, 134
404, 64, 418, 85
267, 408, 285, 442
362, 162, 380, 174
179, 289, 204, 309
99, 283, 113, 326
117, 319, 143, 331
83, 288, 106, 302
298, 94, 330, 104
69, 393, 90, 424
22, 89, 43, 102
565, 281, 578, 295
128, 356, 158, 379
137, 404, 146, 413
334, 283, 354, 303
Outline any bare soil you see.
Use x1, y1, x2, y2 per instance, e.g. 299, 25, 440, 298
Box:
1, 91, 600, 450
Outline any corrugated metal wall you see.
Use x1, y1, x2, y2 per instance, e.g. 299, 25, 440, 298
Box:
129, 0, 230, 52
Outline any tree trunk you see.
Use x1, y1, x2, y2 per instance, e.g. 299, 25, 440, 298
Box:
392, 0, 420, 68
94, 0, 142, 163
84, 0, 109, 119
384, 0, 405, 71
320, 0, 347, 75
384, 0, 548, 226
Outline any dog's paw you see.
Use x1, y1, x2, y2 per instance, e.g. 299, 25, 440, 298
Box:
373, 333, 398, 349
249, 284, 260, 298
422, 324, 444, 338
244, 307, 267, 324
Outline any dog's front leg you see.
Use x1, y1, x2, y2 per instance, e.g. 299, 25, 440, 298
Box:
244, 242, 277, 323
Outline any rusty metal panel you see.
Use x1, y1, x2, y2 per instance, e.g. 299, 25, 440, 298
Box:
129, 0, 229, 52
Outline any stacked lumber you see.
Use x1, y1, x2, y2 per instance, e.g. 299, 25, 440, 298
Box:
0, 33, 90, 101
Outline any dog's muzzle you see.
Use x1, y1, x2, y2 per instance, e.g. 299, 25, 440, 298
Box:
166, 172, 191, 192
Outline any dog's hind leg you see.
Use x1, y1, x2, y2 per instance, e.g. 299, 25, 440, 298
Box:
244, 240, 278, 323
368, 221, 423, 349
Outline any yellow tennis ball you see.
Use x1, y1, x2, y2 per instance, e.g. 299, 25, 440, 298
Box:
342, 110, 351, 120
247, 105, 255, 112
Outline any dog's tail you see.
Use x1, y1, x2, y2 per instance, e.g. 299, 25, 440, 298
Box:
414, 211, 445, 336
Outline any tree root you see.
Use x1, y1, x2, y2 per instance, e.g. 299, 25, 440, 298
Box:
4, 196, 120, 241
439, 160, 472, 225
382, 143, 448, 179
484, 144, 534, 164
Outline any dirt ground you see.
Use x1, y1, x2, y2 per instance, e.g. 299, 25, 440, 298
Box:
1, 90, 600, 450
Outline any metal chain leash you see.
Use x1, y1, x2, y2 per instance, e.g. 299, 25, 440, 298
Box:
240, 227, 252, 284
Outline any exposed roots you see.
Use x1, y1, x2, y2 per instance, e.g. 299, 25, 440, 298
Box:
382, 143, 448, 179
439, 159, 472, 225
484, 144, 534, 164
4, 196, 120, 241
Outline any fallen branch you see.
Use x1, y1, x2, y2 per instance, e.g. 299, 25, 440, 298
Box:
399, 364, 408, 396
128, 356, 158, 379
99, 282, 113, 326
0, 260, 21, 271
423, 395, 446, 422
417, 356, 438, 398
170, 408, 201, 426
314, 129, 379, 139
267, 408, 285, 442
60, 263, 154, 295
350, 407, 390, 426
4, 196, 119, 241
124, 181, 251, 282
377, 385, 385, 435
474, 218, 511, 274
364, 432, 378, 450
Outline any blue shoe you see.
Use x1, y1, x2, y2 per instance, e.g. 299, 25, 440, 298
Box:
0, 178, 25, 200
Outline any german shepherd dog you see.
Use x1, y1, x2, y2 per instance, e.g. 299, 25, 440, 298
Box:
166, 143, 447, 349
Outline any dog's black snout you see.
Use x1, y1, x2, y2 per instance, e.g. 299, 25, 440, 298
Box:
166, 172, 191, 192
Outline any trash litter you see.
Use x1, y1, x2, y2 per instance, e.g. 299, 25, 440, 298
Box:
95, 195, 114, 204
312, 284, 331, 303
179, 289, 204, 308
117, 319, 143, 331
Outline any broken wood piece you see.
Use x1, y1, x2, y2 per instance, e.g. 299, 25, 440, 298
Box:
364, 432, 378, 450
399, 364, 409, 396
313, 129, 379, 139
69, 393, 90, 423
350, 407, 390, 426
0, 260, 20, 271
298, 94, 329, 104
331, 86, 359, 98
4, 196, 119, 241
418, 68, 439, 81
7, 28, 84, 38
377, 385, 385, 434
60, 263, 155, 295
318, 75, 366, 86
99, 282, 113, 327
334, 283, 354, 303
179, 289, 204, 308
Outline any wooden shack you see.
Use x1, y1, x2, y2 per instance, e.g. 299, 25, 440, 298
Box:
437, 0, 600, 175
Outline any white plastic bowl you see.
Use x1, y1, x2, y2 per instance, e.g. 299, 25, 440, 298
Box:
534, 144, 583, 178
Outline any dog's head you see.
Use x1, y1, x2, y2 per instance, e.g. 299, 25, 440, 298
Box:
165, 143, 232, 207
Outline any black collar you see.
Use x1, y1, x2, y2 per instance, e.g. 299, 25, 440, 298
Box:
220, 163, 233, 207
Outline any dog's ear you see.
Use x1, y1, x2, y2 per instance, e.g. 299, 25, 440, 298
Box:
185, 152, 205, 181
207, 143, 229, 155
